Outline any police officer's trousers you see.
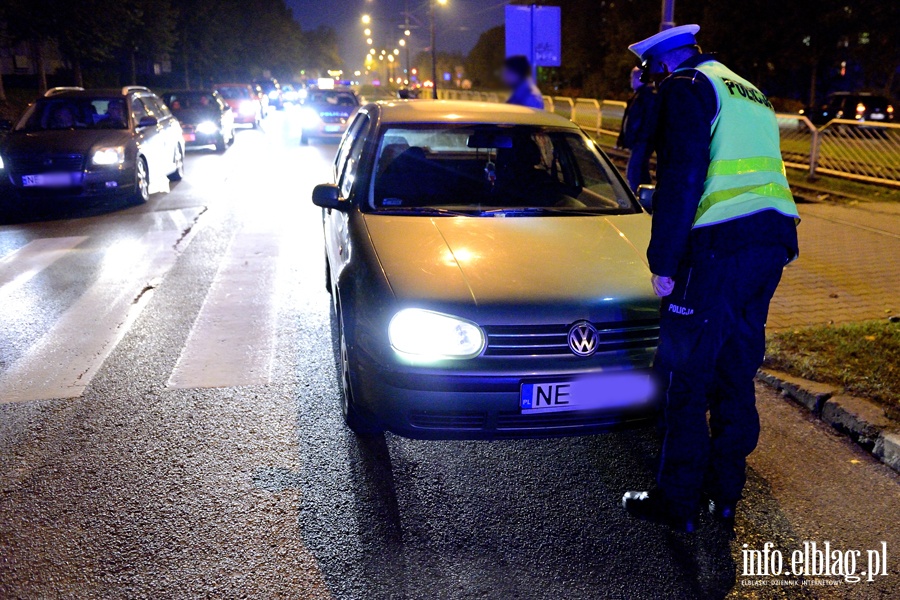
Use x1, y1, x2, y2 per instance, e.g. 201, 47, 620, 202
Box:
653, 244, 789, 518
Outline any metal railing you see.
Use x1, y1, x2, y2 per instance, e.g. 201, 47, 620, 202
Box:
435, 89, 900, 187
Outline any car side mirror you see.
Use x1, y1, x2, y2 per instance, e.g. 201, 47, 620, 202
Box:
637, 184, 655, 214
312, 184, 347, 211
0, 119, 12, 132
137, 116, 158, 128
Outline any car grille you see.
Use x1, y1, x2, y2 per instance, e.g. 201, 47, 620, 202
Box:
483, 319, 659, 357
409, 411, 487, 430
495, 411, 649, 431
8, 154, 84, 176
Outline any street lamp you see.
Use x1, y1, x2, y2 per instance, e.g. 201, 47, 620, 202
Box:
361, 14, 371, 25
364, 28, 371, 36
430, 0, 448, 99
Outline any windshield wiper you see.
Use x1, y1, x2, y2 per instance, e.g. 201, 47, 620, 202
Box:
480, 207, 606, 217
376, 206, 476, 217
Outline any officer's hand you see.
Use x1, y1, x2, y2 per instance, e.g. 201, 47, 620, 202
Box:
651, 274, 675, 298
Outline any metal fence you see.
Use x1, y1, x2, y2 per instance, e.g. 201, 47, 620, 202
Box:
435, 89, 900, 187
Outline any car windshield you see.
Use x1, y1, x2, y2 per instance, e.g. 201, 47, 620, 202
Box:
217, 86, 251, 100
15, 97, 128, 131
308, 92, 358, 107
164, 92, 216, 111
370, 124, 638, 215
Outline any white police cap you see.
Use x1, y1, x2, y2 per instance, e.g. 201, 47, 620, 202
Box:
628, 24, 700, 63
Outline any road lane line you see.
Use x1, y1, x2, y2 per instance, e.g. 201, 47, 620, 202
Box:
0, 237, 88, 295
0, 231, 182, 403
166, 231, 280, 389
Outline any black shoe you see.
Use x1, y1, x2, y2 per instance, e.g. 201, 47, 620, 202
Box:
708, 499, 737, 538
622, 490, 696, 533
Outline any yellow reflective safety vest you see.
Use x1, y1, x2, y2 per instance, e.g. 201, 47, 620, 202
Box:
679, 60, 800, 228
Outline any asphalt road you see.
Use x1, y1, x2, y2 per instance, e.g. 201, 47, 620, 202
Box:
1, 110, 898, 599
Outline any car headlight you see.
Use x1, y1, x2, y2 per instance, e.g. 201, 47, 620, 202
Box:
239, 101, 256, 115
196, 121, 218, 135
268, 90, 279, 99
300, 107, 322, 128
0, 154, 4, 170
388, 309, 485, 360
91, 146, 124, 166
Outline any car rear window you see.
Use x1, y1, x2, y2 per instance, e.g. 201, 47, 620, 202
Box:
370, 124, 638, 215
308, 92, 358, 107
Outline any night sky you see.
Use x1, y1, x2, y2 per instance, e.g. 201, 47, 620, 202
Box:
286, 0, 507, 72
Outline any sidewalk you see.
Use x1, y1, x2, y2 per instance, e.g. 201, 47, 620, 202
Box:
769, 200, 900, 330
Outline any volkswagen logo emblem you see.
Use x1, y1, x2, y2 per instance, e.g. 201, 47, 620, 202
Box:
568, 321, 599, 357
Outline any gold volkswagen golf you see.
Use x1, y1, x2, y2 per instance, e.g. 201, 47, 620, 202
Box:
314, 101, 660, 439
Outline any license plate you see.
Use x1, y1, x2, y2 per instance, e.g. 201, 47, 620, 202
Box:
870, 113, 885, 120
520, 372, 655, 414
183, 133, 196, 141
22, 173, 75, 187
324, 125, 341, 133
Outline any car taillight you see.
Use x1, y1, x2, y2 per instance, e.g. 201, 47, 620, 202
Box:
888, 105, 895, 115
856, 102, 866, 118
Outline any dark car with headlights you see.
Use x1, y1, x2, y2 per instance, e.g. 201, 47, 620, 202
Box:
215, 84, 264, 127
315, 101, 660, 440
802, 92, 895, 125
0, 86, 184, 204
162, 90, 235, 152
299, 89, 359, 144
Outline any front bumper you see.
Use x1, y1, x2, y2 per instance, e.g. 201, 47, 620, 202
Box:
351, 347, 659, 440
2, 166, 136, 200
304, 121, 349, 138
182, 130, 221, 147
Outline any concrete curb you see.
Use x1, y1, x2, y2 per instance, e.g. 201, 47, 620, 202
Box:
757, 369, 900, 475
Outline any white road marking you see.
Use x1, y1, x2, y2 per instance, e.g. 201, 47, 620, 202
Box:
166, 231, 280, 389
0, 236, 88, 297
0, 231, 183, 403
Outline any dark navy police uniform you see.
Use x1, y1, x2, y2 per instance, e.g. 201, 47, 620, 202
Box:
649, 54, 799, 519
618, 84, 660, 192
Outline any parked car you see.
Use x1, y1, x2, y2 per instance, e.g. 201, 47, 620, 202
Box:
801, 92, 895, 125
214, 83, 263, 128
162, 90, 235, 152
314, 101, 659, 439
299, 89, 360, 144
0, 86, 184, 204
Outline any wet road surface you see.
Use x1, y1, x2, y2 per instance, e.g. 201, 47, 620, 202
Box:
1, 110, 898, 599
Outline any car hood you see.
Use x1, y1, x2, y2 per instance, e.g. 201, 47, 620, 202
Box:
3, 129, 131, 155
363, 212, 656, 320
173, 108, 220, 124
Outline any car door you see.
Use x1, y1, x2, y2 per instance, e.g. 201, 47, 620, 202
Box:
131, 97, 160, 171
217, 95, 234, 135
325, 113, 371, 287
146, 94, 180, 168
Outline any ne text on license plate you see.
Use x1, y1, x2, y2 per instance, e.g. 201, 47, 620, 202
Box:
520, 372, 655, 414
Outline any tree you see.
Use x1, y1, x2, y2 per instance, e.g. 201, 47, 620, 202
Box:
54, 0, 137, 87
466, 25, 504, 89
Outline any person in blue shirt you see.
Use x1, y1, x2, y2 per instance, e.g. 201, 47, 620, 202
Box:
503, 56, 544, 110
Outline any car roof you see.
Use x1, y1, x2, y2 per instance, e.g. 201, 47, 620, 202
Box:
374, 100, 576, 128
41, 89, 130, 98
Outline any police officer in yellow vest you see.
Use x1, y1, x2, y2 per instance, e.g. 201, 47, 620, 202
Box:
621, 25, 800, 533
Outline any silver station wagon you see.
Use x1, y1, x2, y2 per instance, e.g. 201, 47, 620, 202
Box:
314, 101, 660, 440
